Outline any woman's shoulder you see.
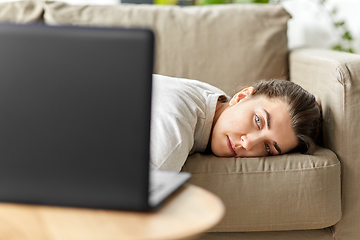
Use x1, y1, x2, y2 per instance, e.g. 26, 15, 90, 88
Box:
152, 74, 226, 97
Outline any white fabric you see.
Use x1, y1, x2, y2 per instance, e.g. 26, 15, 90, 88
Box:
150, 74, 228, 172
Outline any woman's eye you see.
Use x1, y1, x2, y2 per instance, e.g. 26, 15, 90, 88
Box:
265, 143, 271, 155
255, 115, 261, 127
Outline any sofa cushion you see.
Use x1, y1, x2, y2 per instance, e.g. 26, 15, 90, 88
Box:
43, 2, 290, 96
0, 1, 44, 23
182, 147, 341, 232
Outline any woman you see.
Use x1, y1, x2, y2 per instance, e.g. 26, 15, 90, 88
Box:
150, 74, 321, 172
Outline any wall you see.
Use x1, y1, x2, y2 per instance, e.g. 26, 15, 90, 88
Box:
281, 0, 360, 53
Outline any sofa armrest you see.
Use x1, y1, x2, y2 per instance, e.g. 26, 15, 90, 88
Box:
290, 48, 360, 239
290, 48, 360, 160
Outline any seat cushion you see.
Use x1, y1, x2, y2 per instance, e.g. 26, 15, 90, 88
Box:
182, 147, 341, 232
43, 2, 290, 96
0, 1, 44, 23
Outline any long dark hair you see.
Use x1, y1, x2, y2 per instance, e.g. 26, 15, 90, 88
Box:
252, 80, 321, 154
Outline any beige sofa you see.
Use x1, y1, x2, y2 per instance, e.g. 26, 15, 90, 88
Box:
1, 1, 359, 239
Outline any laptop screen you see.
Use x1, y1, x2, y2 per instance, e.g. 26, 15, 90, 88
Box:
0, 23, 154, 210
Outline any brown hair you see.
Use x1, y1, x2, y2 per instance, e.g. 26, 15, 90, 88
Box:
252, 80, 321, 155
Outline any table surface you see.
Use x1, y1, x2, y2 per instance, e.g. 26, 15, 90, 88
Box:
0, 184, 225, 240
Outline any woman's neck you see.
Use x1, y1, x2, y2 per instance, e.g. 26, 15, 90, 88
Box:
207, 100, 229, 151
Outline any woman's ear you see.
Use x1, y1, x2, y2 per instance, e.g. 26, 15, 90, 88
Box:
229, 87, 255, 106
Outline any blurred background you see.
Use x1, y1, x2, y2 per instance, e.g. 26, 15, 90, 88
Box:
281, 0, 359, 54
1, 0, 359, 53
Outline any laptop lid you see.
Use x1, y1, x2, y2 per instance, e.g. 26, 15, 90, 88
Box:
0, 23, 154, 211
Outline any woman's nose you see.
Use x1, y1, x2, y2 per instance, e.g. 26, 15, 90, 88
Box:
240, 134, 262, 151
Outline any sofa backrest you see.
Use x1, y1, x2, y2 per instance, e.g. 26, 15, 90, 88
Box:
0, 1, 43, 23
0, 1, 291, 96
42, 2, 290, 96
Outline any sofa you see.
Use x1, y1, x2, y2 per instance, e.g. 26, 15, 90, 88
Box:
1, 1, 359, 240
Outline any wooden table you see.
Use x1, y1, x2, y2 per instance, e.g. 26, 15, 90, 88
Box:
0, 184, 225, 240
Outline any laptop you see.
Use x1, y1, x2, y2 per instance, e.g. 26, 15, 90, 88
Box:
0, 23, 190, 211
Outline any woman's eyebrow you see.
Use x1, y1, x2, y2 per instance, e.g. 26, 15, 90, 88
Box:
264, 109, 271, 129
273, 141, 282, 155
264, 109, 282, 155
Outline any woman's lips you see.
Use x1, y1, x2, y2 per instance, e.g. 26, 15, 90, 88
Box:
227, 136, 237, 156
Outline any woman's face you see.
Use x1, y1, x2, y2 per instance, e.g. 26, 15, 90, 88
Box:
210, 88, 298, 157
